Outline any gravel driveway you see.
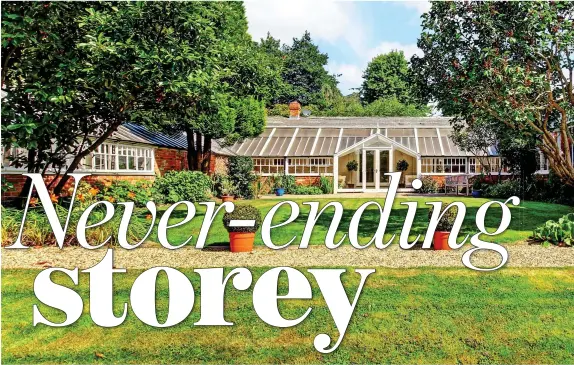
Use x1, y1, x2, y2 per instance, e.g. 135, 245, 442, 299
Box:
2, 244, 573, 269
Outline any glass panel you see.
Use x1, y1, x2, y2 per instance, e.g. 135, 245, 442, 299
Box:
366, 150, 375, 184
380, 150, 389, 184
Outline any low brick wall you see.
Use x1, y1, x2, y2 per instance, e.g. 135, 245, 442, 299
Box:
1, 174, 155, 200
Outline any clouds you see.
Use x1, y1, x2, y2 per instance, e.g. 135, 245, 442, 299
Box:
395, 0, 431, 15
325, 62, 364, 95
367, 41, 422, 62
244, 1, 427, 95
244, 0, 366, 53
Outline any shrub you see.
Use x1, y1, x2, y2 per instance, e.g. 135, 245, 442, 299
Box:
396, 159, 409, 172
418, 176, 439, 194
532, 213, 574, 247
428, 202, 458, 231
282, 174, 296, 194
319, 176, 333, 194
212, 174, 236, 197
271, 174, 284, 189
1, 205, 149, 247
153, 171, 211, 203
290, 185, 323, 195
482, 179, 522, 199
222, 205, 262, 233
228, 156, 256, 199
346, 160, 358, 172
92, 179, 154, 207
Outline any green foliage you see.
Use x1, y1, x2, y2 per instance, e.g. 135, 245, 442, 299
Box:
90, 180, 153, 208
282, 175, 296, 194
1, 177, 14, 193
396, 159, 409, 172
482, 180, 522, 199
277, 31, 337, 106
271, 174, 284, 189
428, 202, 458, 232
267, 97, 429, 117
418, 176, 439, 194
153, 171, 211, 203
532, 213, 574, 247
361, 51, 417, 105
228, 156, 256, 199
212, 174, 236, 197
222, 205, 262, 233
346, 160, 358, 172
412, 1, 574, 185
289, 185, 323, 195
1, 204, 148, 247
319, 176, 333, 194
472, 173, 485, 190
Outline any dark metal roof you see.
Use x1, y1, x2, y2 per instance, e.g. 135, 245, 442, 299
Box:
111, 123, 188, 149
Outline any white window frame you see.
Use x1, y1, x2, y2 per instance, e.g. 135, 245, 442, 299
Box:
253, 157, 285, 175
287, 157, 334, 176
84, 143, 155, 174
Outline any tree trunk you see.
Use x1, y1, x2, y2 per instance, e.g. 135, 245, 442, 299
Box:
195, 131, 203, 171
201, 136, 212, 174
53, 122, 122, 195
185, 126, 197, 171
16, 149, 38, 207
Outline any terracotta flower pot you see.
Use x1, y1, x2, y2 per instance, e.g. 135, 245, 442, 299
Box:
433, 231, 451, 250
229, 232, 255, 252
221, 195, 234, 202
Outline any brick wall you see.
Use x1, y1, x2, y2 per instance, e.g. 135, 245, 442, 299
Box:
154, 147, 188, 175
1, 174, 155, 200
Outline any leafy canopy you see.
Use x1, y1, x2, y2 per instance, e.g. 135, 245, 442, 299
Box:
411, 1, 574, 185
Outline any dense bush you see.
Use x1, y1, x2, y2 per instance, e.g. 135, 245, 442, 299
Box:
532, 213, 574, 247
319, 176, 333, 194
228, 156, 256, 199
290, 185, 323, 195
153, 171, 211, 203
418, 176, 439, 194
91, 180, 154, 207
222, 205, 262, 233
428, 202, 458, 231
282, 174, 296, 194
1, 204, 149, 247
482, 179, 522, 199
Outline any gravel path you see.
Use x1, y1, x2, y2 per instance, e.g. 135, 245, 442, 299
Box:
2, 244, 573, 269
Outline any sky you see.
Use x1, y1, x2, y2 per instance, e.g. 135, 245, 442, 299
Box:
244, 0, 430, 95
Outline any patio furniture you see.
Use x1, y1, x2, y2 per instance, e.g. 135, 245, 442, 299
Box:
445, 175, 470, 196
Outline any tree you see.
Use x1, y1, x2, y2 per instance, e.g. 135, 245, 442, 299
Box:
279, 31, 337, 106
2, 2, 276, 195
361, 51, 416, 105
411, 1, 574, 185
2, 2, 132, 197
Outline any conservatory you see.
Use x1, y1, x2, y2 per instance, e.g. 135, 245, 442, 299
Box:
217, 115, 509, 193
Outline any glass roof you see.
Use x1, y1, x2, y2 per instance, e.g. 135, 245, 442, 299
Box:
224, 127, 484, 157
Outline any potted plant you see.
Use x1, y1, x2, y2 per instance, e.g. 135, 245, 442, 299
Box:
471, 173, 484, 198
428, 202, 457, 250
272, 174, 285, 196
223, 205, 262, 252
396, 159, 409, 187
220, 176, 236, 202
346, 160, 358, 188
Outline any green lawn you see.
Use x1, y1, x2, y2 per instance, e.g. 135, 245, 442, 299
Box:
2, 268, 573, 364
144, 197, 573, 247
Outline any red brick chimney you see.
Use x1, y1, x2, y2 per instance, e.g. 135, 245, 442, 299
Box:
289, 101, 301, 119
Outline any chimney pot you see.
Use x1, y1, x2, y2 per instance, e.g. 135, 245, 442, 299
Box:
288, 101, 301, 119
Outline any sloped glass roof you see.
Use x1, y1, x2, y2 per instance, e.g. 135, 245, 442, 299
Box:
219, 117, 493, 157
